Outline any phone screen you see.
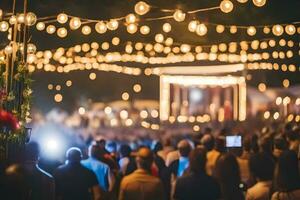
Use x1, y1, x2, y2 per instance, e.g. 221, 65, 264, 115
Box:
226, 136, 242, 147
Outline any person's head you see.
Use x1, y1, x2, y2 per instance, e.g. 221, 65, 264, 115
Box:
189, 148, 207, 174
214, 153, 242, 200
275, 150, 300, 192
88, 144, 100, 158
96, 139, 106, 148
259, 135, 273, 154
106, 141, 117, 153
136, 147, 153, 171
177, 139, 191, 157
66, 147, 82, 163
119, 144, 132, 158
25, 141, 40, 162
215, 136, 226, 153
201, 134, 215, 151
274, 137, 288, 151
204, 127, 212, 135
249, 152, 275, 181
285, 129, 299, 142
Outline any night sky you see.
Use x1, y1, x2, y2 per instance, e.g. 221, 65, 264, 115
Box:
0, 0, 299, 113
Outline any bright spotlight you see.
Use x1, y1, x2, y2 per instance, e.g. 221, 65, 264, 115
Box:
42, 137, 63, 159
190, 88, 203, 102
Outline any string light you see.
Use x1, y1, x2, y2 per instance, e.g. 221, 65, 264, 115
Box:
89, 72, 96, 80
107, 19, 119, 30
173, 10, 185, 22
25, 12, 37, 26
230, 26, 237, 34
283, 79, 290, 88
66, 80, 72, 87
127, 23, 138, 34
112, 37, 120, 46
247, 26, 256, 36
237, 0, 248, 3
162, 23, 172, 33
57, 27, 68, 38
155, 34, 164, 43
196, 24, 207, 36
133, 84, 142, 93
95, 21, 107, 34
82, 25, 91, 35
126, 14, 137, 24
252, 0, 267, 7
54, 94, 63, 103
69, 17, 81, 30
36, 22, 45, 31
220, 0, 234, 13
57, 13, 68, 24
9, 15, 17, 25
263, 26, 270, 34
122, 92, 130, 101
216, 25, 225, 33
0, 21, 9, 32
140, 25, 150, 35
188, 20, 198, 32
285, 24, 296, 35
46, 25, 56, 34
272, 24, 284, 36
134, 1, 150, 15
258, 83, 266, 92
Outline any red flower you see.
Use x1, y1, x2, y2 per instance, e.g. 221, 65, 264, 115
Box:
0, 109, 20, 131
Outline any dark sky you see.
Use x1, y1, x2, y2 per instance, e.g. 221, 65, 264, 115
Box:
0, 0, 299, 113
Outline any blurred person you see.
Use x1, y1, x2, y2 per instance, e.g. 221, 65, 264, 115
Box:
96, 139, 119, 173
237, 136, 252, 184
201, 134, 215, 151
286, 129, 300, 153
118, 147, 165, 200
168, 139, 191, 178
53, 147, 101, 200
271, 150, 300, 200
273, 137, 288, 159
158, 137, 175, 161
82, 144, 113, 192
246, 152, 275, 200
118, 144, 137, 176
174, 148, 221, 200
214, 153, 244, 200
259, 135, 274, 157
206, 136, 226, 176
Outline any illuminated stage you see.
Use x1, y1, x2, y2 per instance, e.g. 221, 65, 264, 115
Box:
158, 64, 247, 122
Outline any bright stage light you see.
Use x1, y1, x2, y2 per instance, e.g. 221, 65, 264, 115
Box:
41, 136, 64, 159
190, 89, 203, 102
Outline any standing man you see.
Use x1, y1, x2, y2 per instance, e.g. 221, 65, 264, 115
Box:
119, 147, 165, 200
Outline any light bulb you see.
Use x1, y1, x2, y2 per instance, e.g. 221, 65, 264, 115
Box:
163, 23, 172, 33
173, 10, 185, 22
126, 14, 136, 24
134, 1, 150, 15
155, 34, 164, 43
25, 12, 37, 26
127, 23, 137, 34
263, 26, 270, 34
188, 20, 198, 32
237, 0, 248, 3
69, 17, 81, 30
57, 13, 68, 24
17, 14, 25, 23
140, 25, 150, 35
247, 26, 256, 36
107, 19, 118, 30
272, 24, 283, 36
196, 24, 207, 36
220, 0, 234, 13
230, 26, 237, 34
112, 37, 120, 45
36, 22, 45, 31
216, 25, 225, 33
253, 0, 267, 7
0, 21, 9, 32
285, 24, 296, 35
82, 25, 91, 35
57, 27, 68, 38
95, 21, 107, 34
46, 25, 56, 34
9, 15, 17, 25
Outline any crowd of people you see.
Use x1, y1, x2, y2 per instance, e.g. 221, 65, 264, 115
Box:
1, 122, 300, 200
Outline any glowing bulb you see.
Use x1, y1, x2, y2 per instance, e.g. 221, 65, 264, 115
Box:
230, 26, 237, 34
36, 22, 45, 31
163, 23, 172, 33
57, 27, 68, 38
180, 44, 191, 53
140, 110, 148, 118
69, 17, 81, 30
173, 10, 186, 22
127, 23, 138, 34
120, 110, 128, 119
237, 0, 248, 3
89, 72, 96, 80
188, 20, 198, 32
140, 25, 150, 35
54, 94, 63, 103
25, 12, 37, 26
285, 24, 296, 35
122, 92, 130, 101
264, 111, 270, 119
220, 0, 234, 13
258, 83, 266, 92
272, 24, 283, 36
216, 25, 225, 33
101, 42, 109, 50
155, 34, 164, 43
17, 14, 25, 23
95, 21, 107, 34
104, 106, 112, 115
273, 112, 279, 120
263, 26, 270, 34
0, 21, 9, 32
112, 37, 120, 45
82, 25, 91, 35
107, 19, 118, 30
151, 110, 159, 118
133, 84, 142, 93
9, 15, 17, 25
196, 24, 207, 36
283, 79, 290, 88
66, 80, 72, 87
134, 1, 150, 15
253, 0, 267, 7
247, 26, 256, 36
46, 25, 56, 34
57, 13, 68, 24
78, 107, 86, 115
165, 37, 173, 46
126, 14, 136, 24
